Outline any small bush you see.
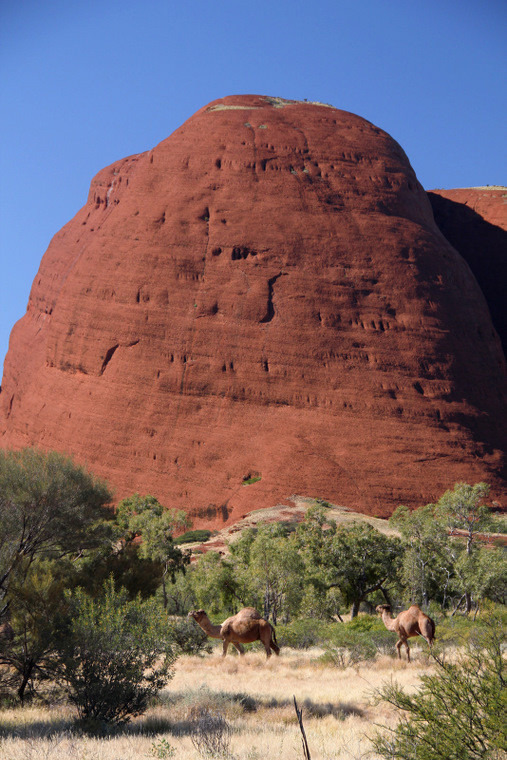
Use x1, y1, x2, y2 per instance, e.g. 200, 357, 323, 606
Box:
276, 618, 337, 648
320, 635, 377, 668
242, 474, 261, 485
167, 616, 212, 655
190, 708, 232, 758
55, 579, 176, 728
150, 738, 176, 758
174, 530, 213, 545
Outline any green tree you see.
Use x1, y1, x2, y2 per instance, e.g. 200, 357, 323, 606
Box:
294, 507, 343, 620
245, 524, 304, 623
325, 523, 402, 617
115, 494, 191, 608
55, 578, 176, 728
436, 483, 494, 613
73, 541, 163, 600
191, 551, 244, 615
0, 558, 69, 703
0, 449, 112, 617
390, 504, 451, 607
372, 610, 506, 759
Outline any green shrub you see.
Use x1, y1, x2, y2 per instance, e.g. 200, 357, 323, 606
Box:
242, 474, 261, 485
345, 614, 384, 633
174, 529, 213, 545
320, 624, 387, 667
167, 616, 212, 655
276, 618, 337, 648
371, 610, 506, 759
55, 579, 176, 729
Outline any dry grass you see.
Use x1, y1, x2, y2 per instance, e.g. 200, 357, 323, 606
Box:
0, 648, 434, 759
207, 105, 261, 112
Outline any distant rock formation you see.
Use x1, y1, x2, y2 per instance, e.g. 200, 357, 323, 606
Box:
1, 96, 505, 526
428, 187, 507, 356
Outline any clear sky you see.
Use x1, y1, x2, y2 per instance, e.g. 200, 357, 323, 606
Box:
1, 0, 506, 376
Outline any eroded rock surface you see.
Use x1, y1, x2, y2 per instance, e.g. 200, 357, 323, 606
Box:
428, 187, 507, 356
1, 96, 505, 525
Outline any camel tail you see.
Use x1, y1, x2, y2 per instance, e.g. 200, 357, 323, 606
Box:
270, 623, 280, 653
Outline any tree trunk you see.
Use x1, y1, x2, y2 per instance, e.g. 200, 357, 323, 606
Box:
351, 599, 360, 618
18, 661, 35, 704
464, 590, 472, 614
162, 573, 168, 609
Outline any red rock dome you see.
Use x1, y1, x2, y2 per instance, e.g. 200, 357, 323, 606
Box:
1, 95, 505, 525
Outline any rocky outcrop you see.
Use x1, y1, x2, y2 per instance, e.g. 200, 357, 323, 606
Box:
1, 96, 505, 526
428, 187, 507, 356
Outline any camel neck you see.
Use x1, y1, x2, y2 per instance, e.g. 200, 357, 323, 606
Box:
198, 616, 222, 638
381, 611, 397, 630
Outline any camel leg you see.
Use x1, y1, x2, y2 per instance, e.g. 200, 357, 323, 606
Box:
260, 627, 275, 658
405, 641, 411, 662
396, 640, 403, 660
222, 639, 229, 657
233, 642, 245, 655
270, 641, 280, 655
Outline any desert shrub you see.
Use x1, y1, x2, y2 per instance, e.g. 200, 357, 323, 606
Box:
150, 738, 176, 758
313, 617, 396, 666
320, 634, 377, 668
55, 578, 176, 729
174, 529, 213, 545
276, 618, 337, 648
190, 707, 232, 758
345, 613, 383, 632
167, 616, 212, 655
371, 610, 506, 759
277, 615, 394, 655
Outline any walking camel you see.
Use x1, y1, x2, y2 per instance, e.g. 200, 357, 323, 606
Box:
188, 607, 280, 658
376, 604, 435, 662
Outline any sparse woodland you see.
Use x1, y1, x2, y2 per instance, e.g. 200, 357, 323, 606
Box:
0, 449, 505, 759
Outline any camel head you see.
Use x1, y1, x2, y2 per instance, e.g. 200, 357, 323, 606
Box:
188, 609, 207, 623
375, 604, 391, 614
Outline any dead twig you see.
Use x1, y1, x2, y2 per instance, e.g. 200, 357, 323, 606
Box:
293, 696, 311, 760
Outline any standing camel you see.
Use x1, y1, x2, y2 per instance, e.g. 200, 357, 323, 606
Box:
376, 604, 435, 662
188, 607, 280, 658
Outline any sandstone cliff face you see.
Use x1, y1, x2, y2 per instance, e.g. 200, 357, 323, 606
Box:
1, 96, 505, 525
428, 187, 507, 357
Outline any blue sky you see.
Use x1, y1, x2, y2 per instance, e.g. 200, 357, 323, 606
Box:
1, 0, 506, 375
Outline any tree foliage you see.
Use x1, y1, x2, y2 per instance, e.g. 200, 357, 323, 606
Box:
324, 523, 401, 617
390, 504, 450, 607
0, 558, 69, 702
115, 494, 191, 607
0, 449, 112, 615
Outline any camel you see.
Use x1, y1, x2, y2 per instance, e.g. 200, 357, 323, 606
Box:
376, 604, 435, 662
188, 607, 280, 658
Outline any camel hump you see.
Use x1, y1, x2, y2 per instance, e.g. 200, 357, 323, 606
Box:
238, 607, 262, 619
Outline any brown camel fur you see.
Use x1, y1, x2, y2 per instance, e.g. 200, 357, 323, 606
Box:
376, 604, 435, 662
188, 607, 280, 658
